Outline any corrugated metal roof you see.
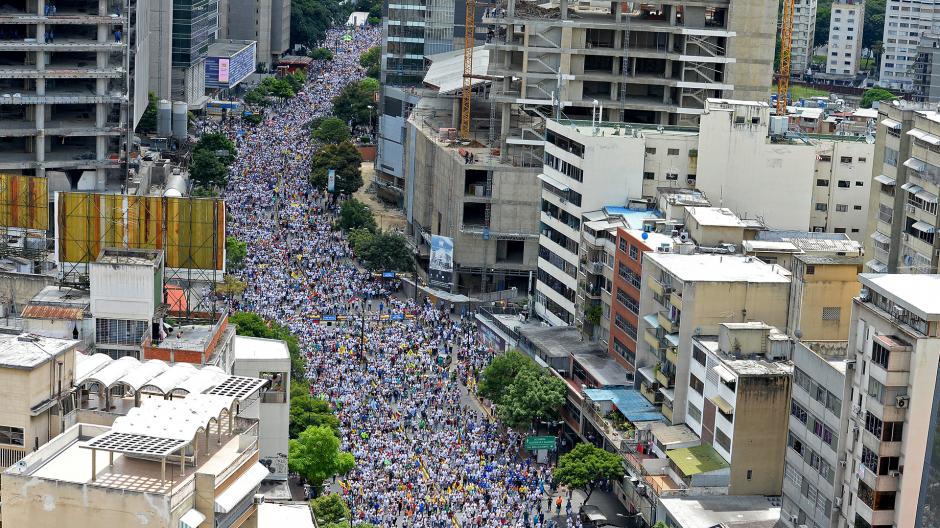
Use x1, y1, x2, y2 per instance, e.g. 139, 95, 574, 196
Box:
21, 305, 83, 320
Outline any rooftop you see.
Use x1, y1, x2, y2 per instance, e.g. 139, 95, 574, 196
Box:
667, 444, 729, 476
602, 206, 661, 229
658, 495, 782, 528
583, 388, 663, 423
755, 230, 863, 255
518, 325, 601, 358
685, 207, 746, 228
95, 248, 162, 266
646, 254, 790, 283
551, 118, 699, 137
860, 273, 940, 319
572, 352, 633, 387
743, 240, 801, 254
0, 333, 77, 370
233, 335, 290, 361
651, 423, 699, 447
794, 254, 864, 266
623, 228, 675, 251
207, 39, 254, 58
28, 286, 90, 309
259, 503, 315, 528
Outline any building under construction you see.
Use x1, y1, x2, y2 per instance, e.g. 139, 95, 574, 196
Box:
482, 0, 779, 132
0, 0, 145, 189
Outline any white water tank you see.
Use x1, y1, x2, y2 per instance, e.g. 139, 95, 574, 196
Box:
164, 171, 187, 197
171, 101, 188, 140
157, 99, 172, 136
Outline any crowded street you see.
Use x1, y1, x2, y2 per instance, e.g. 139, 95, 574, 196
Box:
216, 27, 584, 527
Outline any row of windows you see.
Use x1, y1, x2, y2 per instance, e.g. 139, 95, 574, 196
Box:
786, 433, 836, 486
793, 366, 842, 417
546, 130, 585, 158
864, 411, 904, 442
0, 425, 24, 447
544, 152, 584, 182
616, 288, 639, 314
791, 401, 839, 452
612, 337, 636, 366
96, 318, 148, 346
861, 445, 901, 476
617, 263, 641, 289
614, 314, 637, 340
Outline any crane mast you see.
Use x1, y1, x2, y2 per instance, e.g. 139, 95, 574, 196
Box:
777, 0, 794, 116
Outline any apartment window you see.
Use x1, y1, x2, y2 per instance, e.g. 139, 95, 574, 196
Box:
619, 238, 627, 252
791, 400, 809, 424
692, 345, 707, 366
643, 171, 655, 180
618, 264, 641, 289
859, 157, 867, 162
841, 156, 853, 163
645, 147, 656, 154
838, 180, 851, 188
667, 148, 680, 156
816, 179, 830, 186
872, 341, 890, 369
805, 265, 815, 274
819, 154, 832, 162
788, 432, 805, 456
836, 204, 848, 212
878, 456, 900, 476
822, 307, 841, 320
855, 181, 864, 186
629, 245, 638, 260
785, 462, 802, 486
690, 374, 704, 395
862, 445, 879, 473
885, 146, 899, 167
865, 411, 883, 438
0, 425, 24, 447
666, 173, 678, 181
854, 205, 863, 210
715, 428, 731, 452
868, 377, 886, 403
815, 203, 828, 211
616, 288, 639, 314
613, 338, 636, 365
882, 421, 903, 442
96, 318, 148, 346
687, 402, 702, 423
614, 314, 638, 339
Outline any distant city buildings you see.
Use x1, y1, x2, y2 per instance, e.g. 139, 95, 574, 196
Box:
825, 0, 865, 80
880, 0, 940, 90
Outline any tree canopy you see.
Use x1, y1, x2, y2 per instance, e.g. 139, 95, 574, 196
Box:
288, 425, 355, 490
292, 0, 350, 47
360, 46, 381, 78
358, 232, 414, 272
860, 87, 896, 108
290, 384, 340, 438
190, 149, 228, 188
225, 236, 247, 270
554, 443, 625, 502
310, 494, 349, 525
478, 350, 535, 404
310, 141, 363, 194
332, 79, 378, 127
338, 199, 377, 232
497, 367, 567, 429
310, 47, 334, 61
313, 116, 352, 144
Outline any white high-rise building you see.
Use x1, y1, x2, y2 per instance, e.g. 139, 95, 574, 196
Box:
826, 0, 865, 78
793, 0, 819, 75
880, 0, 940, 90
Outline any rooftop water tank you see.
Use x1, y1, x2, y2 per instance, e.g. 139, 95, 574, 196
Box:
171, 101, 188, 140
157, 100, 172, 136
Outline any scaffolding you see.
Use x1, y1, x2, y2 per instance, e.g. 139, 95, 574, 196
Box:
54, 193, 225, 321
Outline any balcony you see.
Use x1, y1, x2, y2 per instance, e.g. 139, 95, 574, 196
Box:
665, 346, 679, 366
644, 328, 661, 351
658, 311, 677, 334
661, 402, 673, 422
655, 366, 674, 388
670, 291, 683, 311
648, 279, 664, 296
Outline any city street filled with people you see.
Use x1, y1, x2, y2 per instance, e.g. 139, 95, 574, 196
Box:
218, 26, 584, 527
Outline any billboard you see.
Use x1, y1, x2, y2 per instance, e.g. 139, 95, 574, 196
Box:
327, 169, 336, 193
429, 235, 454, 289
0, 173, 48, 231
56, 193, 225, 272
218, 58, 230, 84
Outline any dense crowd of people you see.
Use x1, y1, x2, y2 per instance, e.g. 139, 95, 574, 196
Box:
219, 26, 583, 527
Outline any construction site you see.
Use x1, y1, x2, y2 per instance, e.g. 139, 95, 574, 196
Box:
0, 0, 140, 191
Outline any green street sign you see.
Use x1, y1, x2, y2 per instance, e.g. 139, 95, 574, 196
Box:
524, 436, 557, 450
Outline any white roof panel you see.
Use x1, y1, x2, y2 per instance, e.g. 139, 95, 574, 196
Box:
86, 356, 141, 388
423, 47, 490, 94
142, 363, 198, 395
175, 366, 228, 395
75, 353, 113, 382
118, 359, 170, 392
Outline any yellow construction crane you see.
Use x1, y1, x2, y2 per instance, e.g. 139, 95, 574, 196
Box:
460, 0, 477, 139
776, 0, 794, 116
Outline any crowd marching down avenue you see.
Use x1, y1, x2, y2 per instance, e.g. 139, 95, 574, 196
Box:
216, 27, 586, 527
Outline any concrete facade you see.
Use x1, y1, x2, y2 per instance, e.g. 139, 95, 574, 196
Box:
218, 0, 290, 69
635, 253, 791, 425
879, 0, 940, 90
913, 32, 940, 103
781, 340, 851, 528
0, 0, 138, 183
825, 0, 864, 78
793, 0, 819, 75
786, 255, 862, 341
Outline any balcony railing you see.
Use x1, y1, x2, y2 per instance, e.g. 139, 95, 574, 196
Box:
665, 347, 678, 366
261, 391, 286, 404
655, 368, 674, 388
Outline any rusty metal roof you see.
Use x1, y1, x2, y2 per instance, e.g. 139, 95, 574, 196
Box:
21, 305, 84, 320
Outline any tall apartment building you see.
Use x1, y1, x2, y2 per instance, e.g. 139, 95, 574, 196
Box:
880, 0, 939, 90
217, 0, 290, 70
793, 0, 819, 75
781, 340, 852, 528
635, 253, 790, 425
866, 103, 940, 274
609, 228, 674, 372
786, 255, 863, 341
825, 0, 865, 79
482, 0, 779, 132
0, 0, 143, 185
913, 32, 940, 103
841, 274, 940, 527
